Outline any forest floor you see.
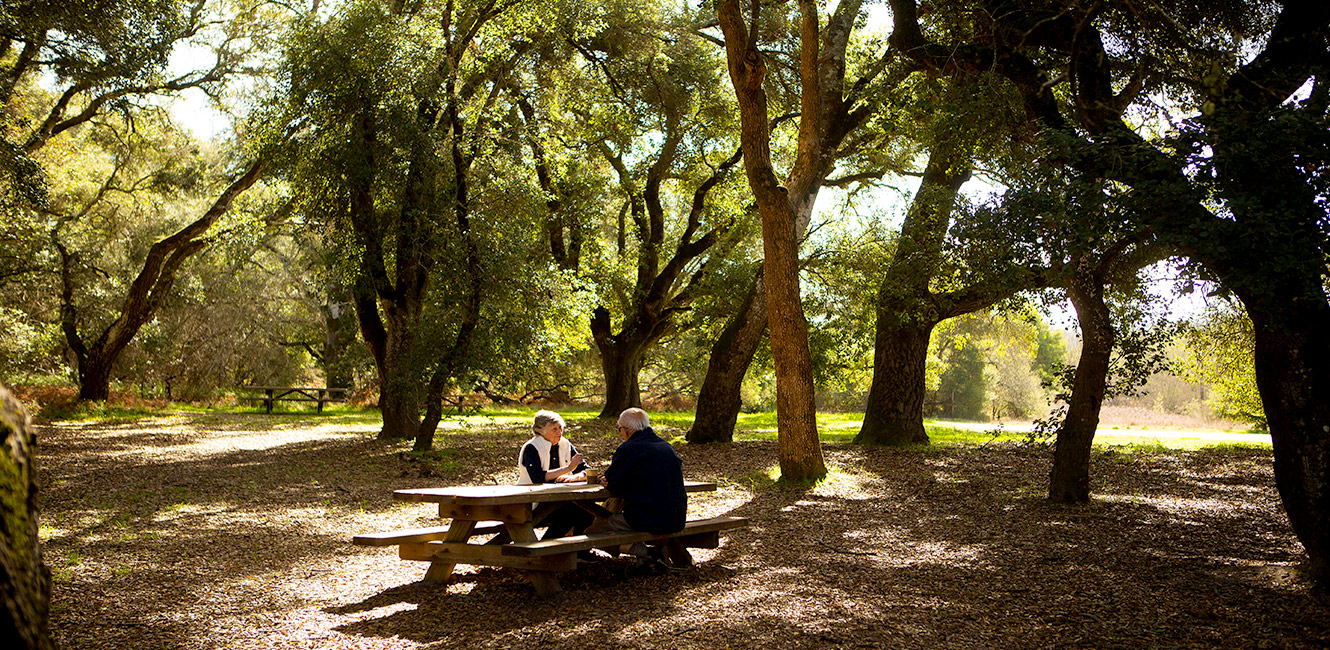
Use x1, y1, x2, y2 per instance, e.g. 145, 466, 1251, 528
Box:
34, 410, 1328, 649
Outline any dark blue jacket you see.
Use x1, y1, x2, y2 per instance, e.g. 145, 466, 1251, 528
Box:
604, 427, 687, 534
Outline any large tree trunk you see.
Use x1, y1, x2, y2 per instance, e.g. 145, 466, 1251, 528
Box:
353, 275, 424, 440
1235, 274, 1330, 583
688, 271, 767, 444
376, 308, 422, 440
856, 140, 969, 445
597, 344, 646, 418
855, 314, 936, 445
0, 385, 54, 650
592, 307, 647, 418
76, 352, 114, 401
716, 0, 830, 481
1048, 258, 1113, 503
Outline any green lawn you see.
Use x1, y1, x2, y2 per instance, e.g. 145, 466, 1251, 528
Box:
447, 405, 1271, 451
44, 400, 1270, 452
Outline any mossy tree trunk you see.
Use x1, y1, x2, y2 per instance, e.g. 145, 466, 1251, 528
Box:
0, 385, 54, 650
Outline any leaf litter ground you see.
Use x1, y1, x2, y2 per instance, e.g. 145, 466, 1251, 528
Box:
35, 412, 1330, 649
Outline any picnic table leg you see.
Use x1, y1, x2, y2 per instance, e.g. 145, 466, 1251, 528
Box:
422, 519, 477, 583
504, 523, 562, 597
661, 538, 693, 567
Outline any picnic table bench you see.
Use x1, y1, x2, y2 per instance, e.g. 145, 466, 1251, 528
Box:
238, 386, 347, 414
353, 481, 747, 596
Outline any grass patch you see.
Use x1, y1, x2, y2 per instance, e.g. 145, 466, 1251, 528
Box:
29, 397, 1273, 454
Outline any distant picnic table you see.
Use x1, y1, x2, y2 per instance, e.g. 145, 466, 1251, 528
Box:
353, 480, 747, 596
238, 386, 347, 414
440, 393, 486, 415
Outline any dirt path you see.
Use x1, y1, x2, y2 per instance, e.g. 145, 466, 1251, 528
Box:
35, 412, 1329, 649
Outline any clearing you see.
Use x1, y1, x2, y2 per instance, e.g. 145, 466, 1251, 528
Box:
35, 410, 1327, 649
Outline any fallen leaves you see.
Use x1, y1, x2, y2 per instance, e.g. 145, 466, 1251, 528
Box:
32, 413, 1330, 649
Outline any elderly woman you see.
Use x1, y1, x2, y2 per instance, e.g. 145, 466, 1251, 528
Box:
517, 410, 595, 541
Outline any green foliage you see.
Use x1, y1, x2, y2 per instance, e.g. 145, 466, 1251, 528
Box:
1031, 287, 1181, 442
1176, 301, 1266, 428
0, 307, 62, 384
938, 339, 987, 420
929, 307, 1059, 422
1033, 319, 1067, 384
804, 219, 894, 407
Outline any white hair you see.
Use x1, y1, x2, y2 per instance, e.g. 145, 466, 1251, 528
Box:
617, 407, 650, 432
532, 410, 565, 435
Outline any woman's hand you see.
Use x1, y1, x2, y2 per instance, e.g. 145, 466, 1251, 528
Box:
570, 452, 584, 468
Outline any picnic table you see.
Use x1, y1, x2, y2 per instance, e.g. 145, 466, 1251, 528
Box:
353, 480, 747, 596
238, 386, 347, 414
440, 393, 485, 415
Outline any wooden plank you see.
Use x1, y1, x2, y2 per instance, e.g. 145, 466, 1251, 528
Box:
674, 530, 720, 549
501, 516, 748, 557
400, 542, 577, 572
352, 521, 506, 547
422, 519, 476, 583
396, 483, 608, 505
436, 503, 532, 524
393, 480, 717, 506
502, 520, 565, 596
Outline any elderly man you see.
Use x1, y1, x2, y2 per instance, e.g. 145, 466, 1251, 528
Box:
589, 408, 686, 569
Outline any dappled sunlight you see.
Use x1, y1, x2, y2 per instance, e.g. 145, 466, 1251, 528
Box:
34, 412, 1330, 650
1096, 494, 1266, 521
810, 466, 882, 499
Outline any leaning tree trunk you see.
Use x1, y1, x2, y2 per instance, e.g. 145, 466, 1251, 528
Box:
0, 384, 54, 650
855, 312, 937, 445
1238, 281, 1330, 584
856, 132, 969, 445
716, 0, 828, 481
57, 161, 264, 402
688, 272, 767, 443
1049, 259, 1113, 503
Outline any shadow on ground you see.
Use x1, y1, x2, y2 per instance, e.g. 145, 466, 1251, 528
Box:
36, 413, 1330, 650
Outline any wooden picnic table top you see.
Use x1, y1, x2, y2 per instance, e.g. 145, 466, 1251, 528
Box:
393, 480, 717, 506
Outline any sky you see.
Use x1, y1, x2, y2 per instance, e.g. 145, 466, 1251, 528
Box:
165, 43, 233, 141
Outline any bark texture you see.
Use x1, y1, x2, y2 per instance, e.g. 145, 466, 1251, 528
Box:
1048, 257, 1113, 503
858, 318, 936, 445
0, 385, 53, 650
888, 0, 1330, 582
688, 271, 767, 443
715, 0, 884, 477
856, 140, 970, 445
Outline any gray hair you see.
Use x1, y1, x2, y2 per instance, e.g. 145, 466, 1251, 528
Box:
532, 410, 565, 435
617, 407, 650, 432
